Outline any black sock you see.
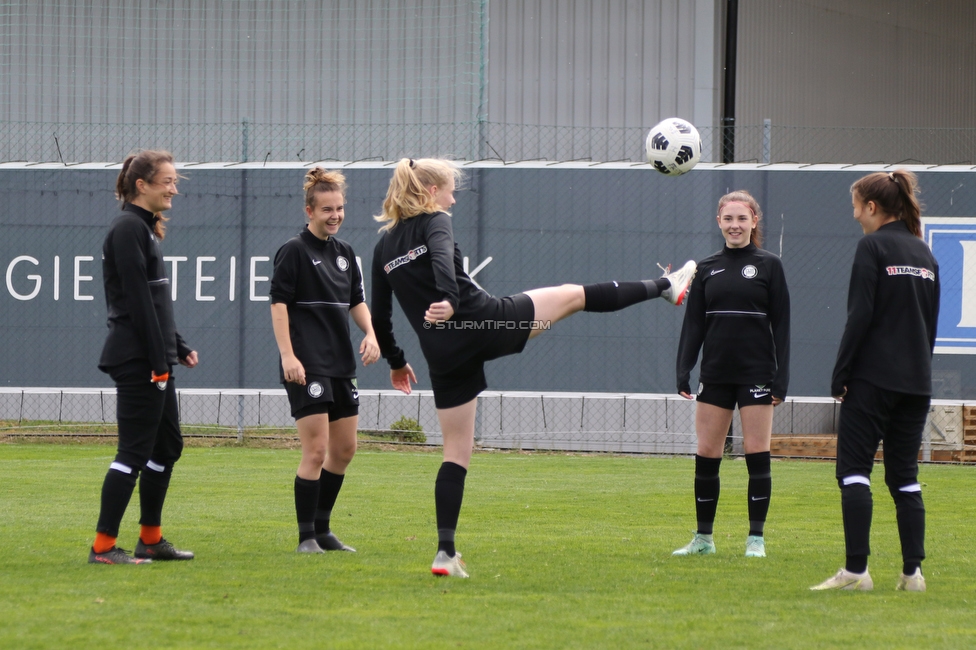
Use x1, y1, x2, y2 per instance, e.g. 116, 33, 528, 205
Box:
694, 455, 722, 535
95, 463, 140, 538
890, 485, 925, 575
583, 281, 658, 312
435, 462, 467, 556
650, 277, 671, 296
294, 475, 320, 543
846, 555, 868, 574
138, 462, 173, 528
840, 481, 873, 571
315, 470, 345, 535
745, 452, 771, 536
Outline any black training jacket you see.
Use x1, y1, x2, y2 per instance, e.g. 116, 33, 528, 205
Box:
270, 227, 365, 380
99, 203, 191, 375
371, 211, 493, 370
831, 220, 940, 397
676, 243, 791, 399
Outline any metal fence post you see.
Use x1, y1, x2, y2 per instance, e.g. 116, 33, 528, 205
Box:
763, 118, 772, 164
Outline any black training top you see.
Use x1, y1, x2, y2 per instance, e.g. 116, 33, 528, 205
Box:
99, 203, 192, 375
831, 220, 940, 397
371, 211, 494, 370
270, 227, 365, 380
676, 243, 791, 399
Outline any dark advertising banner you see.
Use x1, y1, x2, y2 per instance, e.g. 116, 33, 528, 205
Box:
2, 163, 974, 398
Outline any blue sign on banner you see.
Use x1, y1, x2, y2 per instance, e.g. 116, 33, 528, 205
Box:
923, 217, 976, 355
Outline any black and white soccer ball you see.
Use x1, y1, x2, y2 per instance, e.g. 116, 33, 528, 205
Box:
645, 118, 702, 176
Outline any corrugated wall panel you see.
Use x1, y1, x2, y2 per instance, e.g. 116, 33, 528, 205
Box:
489, 0, 706, 127
736, 0, 976, 163
1, 0, 484, 161
485, 0, 718, 161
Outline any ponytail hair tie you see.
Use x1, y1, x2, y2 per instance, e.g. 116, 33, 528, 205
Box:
409, 158, 415, 168
888, 172, 896, 182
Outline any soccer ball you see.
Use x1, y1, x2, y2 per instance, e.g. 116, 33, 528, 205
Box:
645, 118, 702, 176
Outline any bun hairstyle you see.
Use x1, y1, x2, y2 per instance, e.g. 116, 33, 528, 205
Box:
115, 149, 176, 240
304, 167, 347, 208
375, 157, 463, 231
717, 189, 764, 247
850, 169, 923, 238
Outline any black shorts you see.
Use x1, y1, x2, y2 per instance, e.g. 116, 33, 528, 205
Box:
285, 376, 360, 421
696, 382, 774, 409
429, 293, 534, 409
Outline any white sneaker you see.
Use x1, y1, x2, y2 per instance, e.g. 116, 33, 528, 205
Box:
431, 550, 469, 578
296, 539, 325, 554
896, 568, 926, 592
672, 533, 716, 556
660, 260, 697, 306
810, 568, 873, 591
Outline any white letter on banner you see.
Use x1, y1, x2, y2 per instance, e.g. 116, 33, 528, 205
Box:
195, 256, 216, 302
74, 256, 94, 301
6, 256, 42, 300
229, 256, 236, 302
959, 241, 976, 328
54, 256, 60, 301
250, 256, 270, 301
164, 256, 187, 301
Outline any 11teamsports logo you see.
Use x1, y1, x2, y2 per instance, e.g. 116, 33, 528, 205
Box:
383, 245, 428, 274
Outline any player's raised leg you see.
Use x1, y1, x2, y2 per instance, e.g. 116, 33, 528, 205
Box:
523, 262, 697, 340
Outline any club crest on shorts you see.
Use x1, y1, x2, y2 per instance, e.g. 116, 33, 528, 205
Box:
307, 381, 324, 398
335, 256, 349, 271
741, 265, 758, 279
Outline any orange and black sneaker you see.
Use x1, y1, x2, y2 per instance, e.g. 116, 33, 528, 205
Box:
88, 546, 151, 565
135, 538, 194, 561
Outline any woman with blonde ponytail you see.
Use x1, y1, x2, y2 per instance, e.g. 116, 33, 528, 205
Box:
90, 150, 198, 565
812, 169, 939, 592
371, 157, 697, 578
271, 168, 380, 554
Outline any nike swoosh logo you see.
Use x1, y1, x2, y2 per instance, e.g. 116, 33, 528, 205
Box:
750, 496, 768, 501
753, 393, 770, 399
312, 259, 322, 265
696, 498, 715, 502
710, 269, 725, 275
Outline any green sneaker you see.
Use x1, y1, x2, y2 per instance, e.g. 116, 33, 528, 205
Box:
672, 533, 716, 556
745, 535, 766, 558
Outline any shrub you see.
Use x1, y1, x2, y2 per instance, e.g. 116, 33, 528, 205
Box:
389, 416, 426, 443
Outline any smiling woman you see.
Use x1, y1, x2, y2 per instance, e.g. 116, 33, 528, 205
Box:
269, 167, 380, 555
90, 149, 199, 565
673, 189, 791, 561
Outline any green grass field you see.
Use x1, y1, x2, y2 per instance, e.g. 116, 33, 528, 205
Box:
2, 444, 975, 649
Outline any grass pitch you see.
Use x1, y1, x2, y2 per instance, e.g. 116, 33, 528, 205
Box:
1, 444, 975, 649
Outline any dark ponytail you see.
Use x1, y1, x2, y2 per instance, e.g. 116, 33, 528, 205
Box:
115, 149, 176, 240
850, 169, 922, 238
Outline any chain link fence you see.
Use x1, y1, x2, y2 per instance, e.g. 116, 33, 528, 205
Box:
4, 121, 976, 166
2, 388, 974, 463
